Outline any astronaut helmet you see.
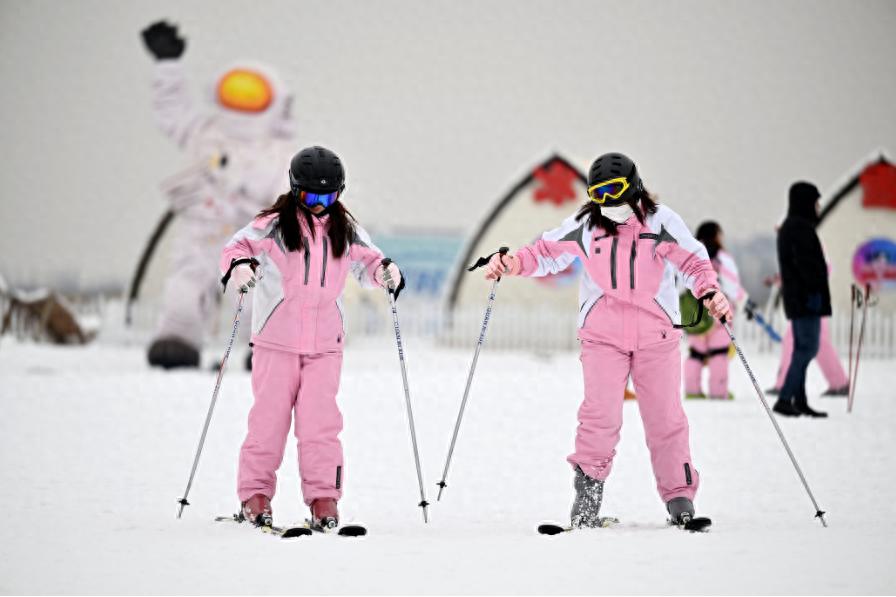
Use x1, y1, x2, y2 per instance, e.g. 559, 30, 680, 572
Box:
208, 61, 294, 141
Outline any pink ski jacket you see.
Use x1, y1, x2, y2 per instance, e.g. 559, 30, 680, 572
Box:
714, 249, 747, 305
516, 205, 720, 342
220, 212, 385, 354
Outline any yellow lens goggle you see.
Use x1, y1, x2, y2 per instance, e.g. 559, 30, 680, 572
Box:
587, 177, 630, 204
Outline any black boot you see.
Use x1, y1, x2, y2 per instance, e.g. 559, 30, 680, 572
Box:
147, 336, 200, 369
794, 399, 828, 418
772, 399, 802, 417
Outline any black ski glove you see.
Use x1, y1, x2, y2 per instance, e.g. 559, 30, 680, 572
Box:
744, 299, 757, 321
141, 20, 186, 60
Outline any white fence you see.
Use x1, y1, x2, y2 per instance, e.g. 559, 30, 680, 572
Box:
7, 292, 894, 360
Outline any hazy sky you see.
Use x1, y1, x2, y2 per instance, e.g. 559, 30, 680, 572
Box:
1, 0, 893, 289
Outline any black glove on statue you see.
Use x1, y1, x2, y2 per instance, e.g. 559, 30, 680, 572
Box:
141, 20, 186, 60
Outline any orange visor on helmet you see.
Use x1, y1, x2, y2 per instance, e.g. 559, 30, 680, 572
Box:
216, 69, 273, 113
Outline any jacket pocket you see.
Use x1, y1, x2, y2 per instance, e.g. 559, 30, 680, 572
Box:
252, 255, 285, 335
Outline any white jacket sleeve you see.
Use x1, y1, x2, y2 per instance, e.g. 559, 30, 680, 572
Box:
151, 61, 203, 149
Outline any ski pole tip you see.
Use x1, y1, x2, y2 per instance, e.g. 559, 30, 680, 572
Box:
815, 510, 827, 527
436, 480, 447, 501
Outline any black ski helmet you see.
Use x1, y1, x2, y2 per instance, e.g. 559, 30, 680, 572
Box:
587, 152, 642, 206
288, 146, 345, 195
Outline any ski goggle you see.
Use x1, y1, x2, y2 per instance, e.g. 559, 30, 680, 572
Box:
587, 177, 630, 204
300, 190, 340, 208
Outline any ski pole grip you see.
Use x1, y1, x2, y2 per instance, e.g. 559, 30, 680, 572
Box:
700, 291, 728, 325
381, 257, 392, 267
467, 247, 510, 272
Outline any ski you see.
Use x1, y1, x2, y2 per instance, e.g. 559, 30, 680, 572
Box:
669, 516, 712, 533
215, 514, 313, 538
305, 519, 368, 537
537, 517, 620, 535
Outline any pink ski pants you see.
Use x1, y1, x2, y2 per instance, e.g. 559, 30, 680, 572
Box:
569, 335, 699, 503
237, 346, 344, 505
684, 323, 731, 398
774, 317, 848, 390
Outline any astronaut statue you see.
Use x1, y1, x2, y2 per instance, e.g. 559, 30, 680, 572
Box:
140, 20, 296, 368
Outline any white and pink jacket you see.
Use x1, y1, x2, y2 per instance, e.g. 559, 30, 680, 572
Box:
516, 205, 720, 340
219, 212, 385, 354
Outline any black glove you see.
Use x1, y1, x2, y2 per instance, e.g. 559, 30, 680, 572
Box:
744, 299, 757, 321
141, 20, 186, 60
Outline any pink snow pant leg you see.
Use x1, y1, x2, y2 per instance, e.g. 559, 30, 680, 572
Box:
685, 324, 731, 398
774, 317, 848, 390
238, 347, 344, 506
569, 338, 698, 503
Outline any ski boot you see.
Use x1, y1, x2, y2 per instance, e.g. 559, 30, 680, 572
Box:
667, 497, 711, 531
240, 494, 273, 527
821, 384, 849, 397
685, 392, 706, 400
666, 497, 695, 525
310, 498, 339, 531
570, 466, 613, 528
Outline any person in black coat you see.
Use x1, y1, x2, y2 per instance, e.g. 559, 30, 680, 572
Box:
774, 181, 831, 417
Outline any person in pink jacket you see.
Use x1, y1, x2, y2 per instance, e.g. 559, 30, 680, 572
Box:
219, 146, 402, 531
684, 221, 747, 400
483, 153, 730, 528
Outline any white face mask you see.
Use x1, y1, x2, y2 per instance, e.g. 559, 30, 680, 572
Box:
601, 203, 634, 224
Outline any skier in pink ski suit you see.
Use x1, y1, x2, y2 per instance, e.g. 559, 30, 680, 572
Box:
773, 318, 849, 395
684, 221, 747, 400
219, 146, 402, 530
483, 153, 730, 527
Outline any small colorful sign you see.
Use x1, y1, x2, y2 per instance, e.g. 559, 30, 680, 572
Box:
852, 237, 896, 290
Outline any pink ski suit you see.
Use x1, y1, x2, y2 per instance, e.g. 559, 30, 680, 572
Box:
219, 211, 385, 505
684, 250, 747, 398
514, 205, 720, 503
774, 317, 848, 391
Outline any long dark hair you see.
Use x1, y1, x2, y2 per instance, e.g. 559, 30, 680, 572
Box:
257, 192, 357, 257
695, 221, 722, 259
574, 187, 658, 235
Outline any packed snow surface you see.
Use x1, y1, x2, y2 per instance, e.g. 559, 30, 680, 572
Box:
1, 338, 894, 594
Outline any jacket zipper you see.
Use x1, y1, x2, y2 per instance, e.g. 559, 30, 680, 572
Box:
301, 236, 310, 285
321, 237, 329, 287
610, 237, 618, 289
630, 238, 637, 289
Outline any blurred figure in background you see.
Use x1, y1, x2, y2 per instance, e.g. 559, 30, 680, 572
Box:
139, 20, 296, 368
767, 278, 849, 397
684, 221, 747, 399
773, 182, 830, 418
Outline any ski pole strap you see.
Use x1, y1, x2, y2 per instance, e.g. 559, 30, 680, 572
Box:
467, 247, 509, 272
220, 257, 259, 292
379, 257, 406, 299
675, 291, 721, 329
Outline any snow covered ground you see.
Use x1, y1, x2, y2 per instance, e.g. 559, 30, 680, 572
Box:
1, 337, 894, 594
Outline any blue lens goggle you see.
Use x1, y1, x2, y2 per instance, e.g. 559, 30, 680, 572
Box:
300, 190, 339, 208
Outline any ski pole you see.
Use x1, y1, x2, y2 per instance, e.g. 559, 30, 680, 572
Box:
381, 258, 430, 523
177, 291, 246, 519
848, 284, 870, 414
437, 247, 509, 500
721, 314, 827, 527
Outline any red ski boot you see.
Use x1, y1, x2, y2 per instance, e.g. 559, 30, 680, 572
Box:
310, 498, 339, 531
241, 494, 273, 527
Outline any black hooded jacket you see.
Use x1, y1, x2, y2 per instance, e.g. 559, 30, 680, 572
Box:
777, 182, 832, 319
